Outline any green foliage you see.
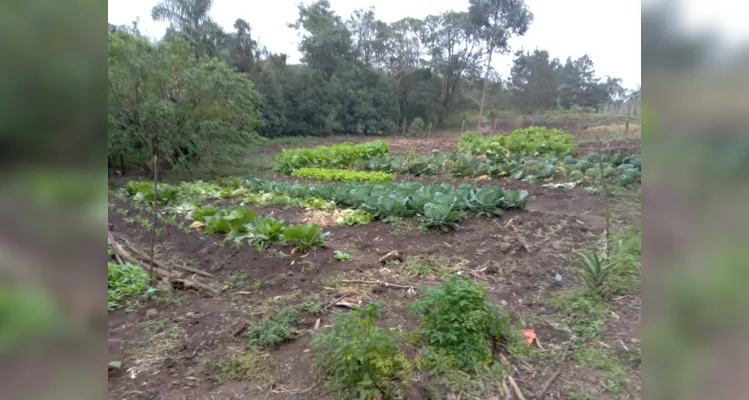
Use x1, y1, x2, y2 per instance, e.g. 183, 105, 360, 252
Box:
291, 168, 394, 183
108, 30, 263, 174
243, 178, 527, 229
187, 205, 219, 222
247, 307, 301, 347
213, 348, 271, 383
125, 181, 179, 204
410, 276, 512, 372
274, 140, 390, 174
335, 209, 374, 226
408, 117, 425, 135
458, 127, 577, 158
420, 201, 462, 232
280, 224, 329, 251
548, 290, 609, 341
246, 216, 288, 250
108, 262, 151, 309
334, 250, 352, 261
311, 302, 411, 398
576, 250, 618, 296
203, 208, 257, 241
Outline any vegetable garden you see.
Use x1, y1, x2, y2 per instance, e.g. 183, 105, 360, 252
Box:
108, 127, 642, 400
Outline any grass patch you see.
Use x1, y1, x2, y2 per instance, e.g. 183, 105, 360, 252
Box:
214, 347, 272, 382
610, 227, 641, 294
548, 289, 609, 341
132, 319, 187, 375
247, 307, 300, 347
401, 256, 457, 280
225, 272, 248, 290
573, 345, 631, 393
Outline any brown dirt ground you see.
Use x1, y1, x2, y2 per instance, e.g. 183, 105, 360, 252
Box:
109, 133, 641, 400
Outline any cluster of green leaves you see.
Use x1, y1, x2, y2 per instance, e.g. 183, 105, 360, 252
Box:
291, 167, 394, 183
108, 30, 264, 175
409, 276, 512, 372
108, 262, 151, 310
125, 181, 180, 204
548, 290, 610, 341
188, 205, 328, 251
354, 152, 452, 176
274, 140, 390, 174
458, 128, 577, 159
562, 152, 641, 186
311, 302, 411, 398
335, 209, 374, 226
576, 250, 618, 297
247, 307, 301, 347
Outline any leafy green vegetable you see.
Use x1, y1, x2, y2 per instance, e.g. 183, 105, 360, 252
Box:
420, 201, 461, 232
334, 250, 351, 261
464, 186, 505, 216
108, 262, 151, 310
245, 216, 287, 250
335, 209, 374, 226
281, 224, 328, 251
126, 181, 179, 204
275, 140, 390, 174
291, 168, 393, 183
187, 205, 219, 222
204, 208, 257, 241
247, 307, 300, 347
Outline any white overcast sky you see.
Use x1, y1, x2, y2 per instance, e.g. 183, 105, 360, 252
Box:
109, 0, 644, 88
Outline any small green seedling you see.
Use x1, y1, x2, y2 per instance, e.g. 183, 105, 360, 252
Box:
334, 250, 351, 261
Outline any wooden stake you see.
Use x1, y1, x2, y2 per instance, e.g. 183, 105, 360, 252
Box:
427, 122, 432, 137
461, 120, 465, 132
149, 154, 159, 286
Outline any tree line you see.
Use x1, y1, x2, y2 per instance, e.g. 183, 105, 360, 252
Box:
108, 0, 638, 175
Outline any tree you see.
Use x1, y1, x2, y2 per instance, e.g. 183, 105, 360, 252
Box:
422, 11, 483, 125
151, 0, 218, 57
108, 30, 263, 175
347, 7, 391, 68
468, 0, 533, 128
290, 0, 354, 80
508, 49, 561, 113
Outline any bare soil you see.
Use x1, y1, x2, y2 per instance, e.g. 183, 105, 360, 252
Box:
109, 132, 641, 400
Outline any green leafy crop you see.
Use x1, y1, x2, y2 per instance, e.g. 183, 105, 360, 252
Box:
311, 302, 411, 398
410, 276, 512, 372
204, 208, 257, 241
280, 224, 329, 251
108, 262, 151, 310
274, 140, 390, 174
335, 209, 374, 226
245, 216, 288, 250
291, 168, 394, 183
126, 181, 180, 204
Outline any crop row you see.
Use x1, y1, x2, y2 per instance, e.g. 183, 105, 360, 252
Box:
352, 150, 641, 186
291, 168, 393, 183
274, 140, 390, 174
186, 206, 328, 251
457, 128, 577, 160
243, 179, 528, 231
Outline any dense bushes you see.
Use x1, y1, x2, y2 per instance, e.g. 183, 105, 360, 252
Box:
274, 140, 390, 174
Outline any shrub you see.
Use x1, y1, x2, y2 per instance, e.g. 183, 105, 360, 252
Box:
311, 302, 411, 398
408, 117, 425, 136
247, 307, 301, 347
291, 168, 394, 183
410, 276, 512, 372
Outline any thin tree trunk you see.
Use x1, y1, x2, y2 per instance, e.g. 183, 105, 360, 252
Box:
119, 153, 126, 176
461, 120, 465, 132
625, 102, 632, 135
149, 153, 159, 287
427, 122, 432, 138
402, 117, 407, 136
596, 135, 610, 258
477, 49, 493, 132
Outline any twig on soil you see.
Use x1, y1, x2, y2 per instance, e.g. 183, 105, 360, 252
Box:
108, 232, 180, 279
264, 381, 275, 400
119, 236, 215, 278
536, 343, 572, 400
506, 376, 526, 400
333, 302, 356, 309
324, 292, 354, 310
340, 280, 416, 291
501, 379, 511, 399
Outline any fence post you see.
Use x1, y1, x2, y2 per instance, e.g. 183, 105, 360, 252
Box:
427, 122, 432, 138
461, 120, 465, 132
